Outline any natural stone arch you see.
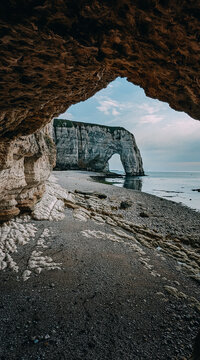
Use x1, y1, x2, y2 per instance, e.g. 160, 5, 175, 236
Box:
0, 1, 200, 220
53, 120, 144, 176
0, 3, 199, 357
102, 140, 142, 176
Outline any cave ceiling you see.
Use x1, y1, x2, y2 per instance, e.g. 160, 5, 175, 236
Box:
0, 0, 200, 140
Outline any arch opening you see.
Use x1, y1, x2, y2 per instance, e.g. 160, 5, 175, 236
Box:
0, 3, 199, 357
108, 153, 125, 174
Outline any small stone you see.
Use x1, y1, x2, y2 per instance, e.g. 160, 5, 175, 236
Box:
139, 212, 149, 218
31, 336, 39, 344
120, 201, 132, 209
95, 193, 107, 199
173, 280, 180, 286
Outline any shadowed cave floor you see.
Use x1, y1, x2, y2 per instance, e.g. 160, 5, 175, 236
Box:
0, 171, 199, 360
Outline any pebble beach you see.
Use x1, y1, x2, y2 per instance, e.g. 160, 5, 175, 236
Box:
0, 170, 199, 360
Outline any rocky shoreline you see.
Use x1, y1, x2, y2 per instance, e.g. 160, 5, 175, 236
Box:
0, 170, 199, 359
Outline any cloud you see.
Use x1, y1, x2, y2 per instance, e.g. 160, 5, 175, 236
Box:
164, 117, 200, 138
96, 96, 130, 116
171, 162, 200, 167
137, 102, 164, 124
140, 114, 164, 124
137, 103, 160, 115
57, 77, 200, 171
95, 90, 139, 118
112, 108, 120, 116
134, 115, 200, 160
96, 98, 120, 115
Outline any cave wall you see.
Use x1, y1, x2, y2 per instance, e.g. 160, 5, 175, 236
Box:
0, 0, 200, 140
0, 124, 56, 221
0, 0, 200, 220
53, 119, 144, 176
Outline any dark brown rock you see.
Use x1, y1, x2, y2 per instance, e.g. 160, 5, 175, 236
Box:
120, 200, 132, 209
0, 1, 199, 221
139, 211, 150, 218
0, 0, 200, 141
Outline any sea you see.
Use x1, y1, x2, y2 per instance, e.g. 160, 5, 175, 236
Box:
98, 171, 200, 212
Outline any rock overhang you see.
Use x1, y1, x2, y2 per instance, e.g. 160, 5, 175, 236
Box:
0, 0, 200, 221
0, 3, 200, 355
0, 0, 200, 142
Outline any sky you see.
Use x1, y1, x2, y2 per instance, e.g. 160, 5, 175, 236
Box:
58, 77, 200, 172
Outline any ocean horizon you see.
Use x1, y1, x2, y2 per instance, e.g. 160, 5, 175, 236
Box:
100, 170, 200, 212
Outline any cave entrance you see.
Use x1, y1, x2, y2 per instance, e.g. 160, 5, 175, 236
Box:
108, 153, 125, 174
58, 77, 200, 172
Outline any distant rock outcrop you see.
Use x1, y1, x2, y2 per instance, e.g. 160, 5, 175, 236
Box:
53, 119, 144, 176
0, 0, 200, 221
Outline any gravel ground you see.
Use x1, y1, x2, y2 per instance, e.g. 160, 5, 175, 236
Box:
56, 171, 200, 243
0, 170, 199, 360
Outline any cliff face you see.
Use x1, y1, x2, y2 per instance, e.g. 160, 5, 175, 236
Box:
0, 0, 200, 220
0, 125, 56, 222
53, 120, 144, 176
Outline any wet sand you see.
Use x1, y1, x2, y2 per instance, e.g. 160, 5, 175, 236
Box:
0, 170, 199, 360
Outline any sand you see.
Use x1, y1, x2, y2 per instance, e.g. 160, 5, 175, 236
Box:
0, 170, 199, 360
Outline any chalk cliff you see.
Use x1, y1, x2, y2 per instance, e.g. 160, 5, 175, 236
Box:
0, 2, 199, 354
53, 119, 144, 176
0, 125, 56, 222
0, 0, 200, 221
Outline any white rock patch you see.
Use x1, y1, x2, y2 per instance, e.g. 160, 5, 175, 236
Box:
32, 175, 75, 221
0, 217, 37, 272
0, 218, 62, 281
22, 228, 62, 281
81, 229, 162, 277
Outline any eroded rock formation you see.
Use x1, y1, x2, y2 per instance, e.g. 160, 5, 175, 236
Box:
0, 125, 56, 222
0, 1, 200, 220
53, 119, 144, 176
